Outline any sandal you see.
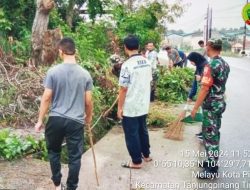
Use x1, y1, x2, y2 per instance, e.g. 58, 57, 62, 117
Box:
121, 161, 142, 169
142, 156, 153, 162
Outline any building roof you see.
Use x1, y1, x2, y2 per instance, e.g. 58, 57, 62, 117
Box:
232, 43, 243, 48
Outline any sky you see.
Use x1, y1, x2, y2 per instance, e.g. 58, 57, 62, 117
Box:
167, 0, 247, 32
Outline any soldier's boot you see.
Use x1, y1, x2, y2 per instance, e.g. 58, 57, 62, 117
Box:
197, 162, 219, 179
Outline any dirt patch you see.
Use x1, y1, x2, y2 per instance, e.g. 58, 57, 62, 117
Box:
0, 158, 65, 190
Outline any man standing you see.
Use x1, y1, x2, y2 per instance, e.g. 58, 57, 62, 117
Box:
118, 35, 152, 169
145, 41, 158, 101
35, 37, 93, 190
191, 39, 230, 179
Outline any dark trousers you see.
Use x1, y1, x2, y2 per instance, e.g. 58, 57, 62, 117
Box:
188, 79, 198, 100
174, 61, 184, 68
122, 115, 150, 164
45, 116, 84, 190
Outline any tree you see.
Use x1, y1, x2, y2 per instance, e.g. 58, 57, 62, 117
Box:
31, 0, 61, 66
54, 0, 109, 28
0, 0, 36, 38
112, 1, 184, 47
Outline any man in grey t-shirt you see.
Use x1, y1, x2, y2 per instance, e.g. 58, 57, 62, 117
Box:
35, 38, 93, 190
164, 46, 183, 68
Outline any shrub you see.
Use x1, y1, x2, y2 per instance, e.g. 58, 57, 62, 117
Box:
157, 67, 194, 103
0, 129, 45, 160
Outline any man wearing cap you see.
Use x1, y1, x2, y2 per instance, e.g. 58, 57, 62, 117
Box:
191, 39, 230, 179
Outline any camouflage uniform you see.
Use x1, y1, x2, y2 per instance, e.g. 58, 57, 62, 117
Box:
201, 56, 230, 164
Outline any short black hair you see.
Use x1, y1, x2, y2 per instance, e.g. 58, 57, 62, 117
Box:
124, 35, 139, 51
165, 47, 171, 50
146, 41, 154, 45
198, 40, 204, 45
58, 37, 76, 55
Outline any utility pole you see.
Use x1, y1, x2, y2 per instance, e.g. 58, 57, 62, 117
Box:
206, 5, 209, 43
204, 5, 212, 43
209, 8, 212, 39
243, 0, 249, 54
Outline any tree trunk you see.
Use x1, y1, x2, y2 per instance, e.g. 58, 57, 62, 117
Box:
31, 0, 55, 66
41, 28, 62, 66
66, 0, 76, 28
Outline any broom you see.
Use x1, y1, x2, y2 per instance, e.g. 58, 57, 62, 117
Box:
164, 104, 189, 141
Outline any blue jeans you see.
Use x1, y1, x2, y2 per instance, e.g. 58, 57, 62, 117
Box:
188, 79, 198, 100
122, 115, 150, 164
45, 116, 84, 190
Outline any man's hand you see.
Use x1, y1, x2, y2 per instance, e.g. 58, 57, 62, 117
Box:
117, 109, 123, 120
191, 107, 198, 119
117, 87, 127, 120
196, 75, 201, 81
35, 121, 44, 133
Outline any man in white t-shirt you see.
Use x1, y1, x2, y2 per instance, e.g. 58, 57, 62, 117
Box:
118, 35, 152, 169
145, 41, 158, 102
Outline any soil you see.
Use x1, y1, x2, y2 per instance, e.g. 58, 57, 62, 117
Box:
0, 158, 65, 190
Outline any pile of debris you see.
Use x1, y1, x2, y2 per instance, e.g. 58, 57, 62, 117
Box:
0, 52, 46, 127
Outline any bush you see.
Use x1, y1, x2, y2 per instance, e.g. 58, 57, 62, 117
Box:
157, 67, 194, 103
0, 129, 45, 160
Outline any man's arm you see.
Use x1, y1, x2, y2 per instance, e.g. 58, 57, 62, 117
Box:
117, 87, 128, 119
85, 90, 93, 125
35, 88, 52, 132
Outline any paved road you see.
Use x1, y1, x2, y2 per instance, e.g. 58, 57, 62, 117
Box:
206, 56, 250, 189
61, 57, 250, 190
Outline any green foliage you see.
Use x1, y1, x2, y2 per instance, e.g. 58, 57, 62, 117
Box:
63, 22, 111, 64
113, 3, 162, 47
112, 1, 184, 47
0, 0, 35, 39
0, 129, 44, 160
222, 40, 232, 51
48, 9, 71, 33
88, 0, 110, 21
0, 30, 31, 63
157, 68, 194, 103
0, 9, 12, 34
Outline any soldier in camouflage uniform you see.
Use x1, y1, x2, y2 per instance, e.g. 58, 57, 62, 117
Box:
191, 39, 230, 179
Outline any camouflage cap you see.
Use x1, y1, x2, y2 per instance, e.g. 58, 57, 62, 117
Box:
207, 39, 223, 46
207, 39, 223, 51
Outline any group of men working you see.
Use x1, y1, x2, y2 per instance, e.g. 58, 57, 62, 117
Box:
35, 35, 229, 190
